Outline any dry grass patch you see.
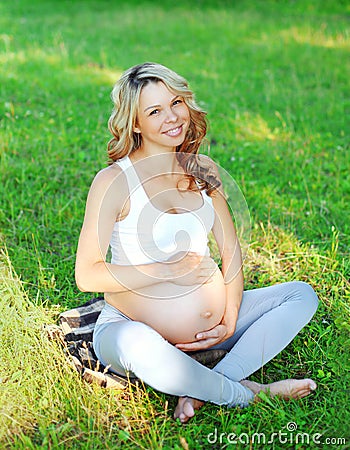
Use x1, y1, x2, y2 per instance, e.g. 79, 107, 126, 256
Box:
0, 245, 171, 448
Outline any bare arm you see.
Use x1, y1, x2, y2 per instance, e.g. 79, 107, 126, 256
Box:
211, 188, 244, 334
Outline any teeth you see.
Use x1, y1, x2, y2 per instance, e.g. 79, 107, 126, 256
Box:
165, 126, 181, 136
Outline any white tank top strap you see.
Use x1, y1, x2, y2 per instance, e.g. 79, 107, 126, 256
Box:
114, 156, 149, 216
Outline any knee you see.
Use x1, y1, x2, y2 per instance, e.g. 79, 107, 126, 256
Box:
118, 321, 163, 347
117, 321, 166, 364
292, 281, 319, 316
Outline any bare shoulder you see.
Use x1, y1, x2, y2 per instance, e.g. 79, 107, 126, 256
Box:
90, 163, 127, 194
93, 163, 124, 184
197, 153, 224, 194
84, 164, 130, 216
197, 153, 220, 175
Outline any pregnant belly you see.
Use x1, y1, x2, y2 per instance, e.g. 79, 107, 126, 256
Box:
105, 269, 226, 344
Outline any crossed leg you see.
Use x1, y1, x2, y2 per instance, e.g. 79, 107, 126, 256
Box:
174, 379, 317, 423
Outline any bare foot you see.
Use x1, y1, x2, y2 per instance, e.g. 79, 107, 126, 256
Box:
240, 378, 317, 401
173, 396, 204, 424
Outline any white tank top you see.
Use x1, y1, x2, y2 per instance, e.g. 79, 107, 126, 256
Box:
109, 156, 215, 266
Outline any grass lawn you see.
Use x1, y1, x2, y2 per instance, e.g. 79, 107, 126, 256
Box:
0, 0, 349, 448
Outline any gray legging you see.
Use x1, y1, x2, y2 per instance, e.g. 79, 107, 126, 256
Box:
93, 281, 318, 407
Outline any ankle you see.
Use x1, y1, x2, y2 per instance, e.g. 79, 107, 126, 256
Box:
240, 379, 263, 395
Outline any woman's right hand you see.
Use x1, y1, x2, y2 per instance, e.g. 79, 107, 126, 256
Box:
164, 252, 219, 285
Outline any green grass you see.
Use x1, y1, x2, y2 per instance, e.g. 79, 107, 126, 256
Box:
0, 0, 349, 448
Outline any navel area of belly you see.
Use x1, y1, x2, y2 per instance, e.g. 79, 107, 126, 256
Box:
200, 310, 213, 319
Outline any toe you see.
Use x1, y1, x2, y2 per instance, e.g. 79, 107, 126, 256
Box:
179, 413, 186, 422
183, 401, 195, 418
291, 389, 309, 399
299, 389, 314, 398
308, 380, 317, 391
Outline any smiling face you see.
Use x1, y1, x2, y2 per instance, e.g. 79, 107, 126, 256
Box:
134, 81, 191, 153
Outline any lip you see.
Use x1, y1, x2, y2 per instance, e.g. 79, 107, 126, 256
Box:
162, 124, 183, 137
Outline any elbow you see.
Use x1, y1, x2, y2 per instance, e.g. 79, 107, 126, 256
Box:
76, 283, 89, 293
75, 260, 107, 293
75, 268, 95, 293
75, 273, 90, 292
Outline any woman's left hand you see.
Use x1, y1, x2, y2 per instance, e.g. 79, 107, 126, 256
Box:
175, 323, 232, 352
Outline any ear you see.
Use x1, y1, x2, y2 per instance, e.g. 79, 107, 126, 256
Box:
134, 126, 141, 133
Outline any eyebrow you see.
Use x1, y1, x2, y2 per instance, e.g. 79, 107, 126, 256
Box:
143, 95, 179, 112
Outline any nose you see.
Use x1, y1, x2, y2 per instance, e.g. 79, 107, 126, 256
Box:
164, 107, 177, 123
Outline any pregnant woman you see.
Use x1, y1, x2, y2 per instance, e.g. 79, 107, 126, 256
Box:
75, 62, 319, 423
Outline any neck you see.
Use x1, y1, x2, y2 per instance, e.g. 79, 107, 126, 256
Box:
131, 147, 181, 175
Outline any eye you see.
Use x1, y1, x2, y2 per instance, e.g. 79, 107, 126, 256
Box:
149, 109, 159, 116
173, 99, 183, 106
